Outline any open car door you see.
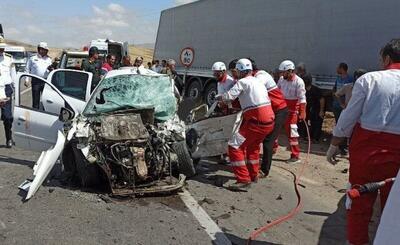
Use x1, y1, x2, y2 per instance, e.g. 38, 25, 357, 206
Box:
42, 69, 92, 114
186, 103, 242, 159
13, 73, 77, 152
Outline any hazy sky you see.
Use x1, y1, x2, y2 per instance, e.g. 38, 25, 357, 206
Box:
0, 0, 197, 48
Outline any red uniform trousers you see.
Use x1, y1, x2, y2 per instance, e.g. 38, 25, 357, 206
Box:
347, 124, 400, 245
229, 105, 274, 183
273, 100, 300, 158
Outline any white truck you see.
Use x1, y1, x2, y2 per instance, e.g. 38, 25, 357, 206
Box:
5, 46, 27, 72
154, 0, 400, 107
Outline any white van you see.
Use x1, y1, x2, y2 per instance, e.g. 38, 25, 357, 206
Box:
89, 39, 128, 66
5, 46, 27, 72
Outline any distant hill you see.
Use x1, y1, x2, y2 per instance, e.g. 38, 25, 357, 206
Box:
5, 39, 154, 63
135, 43, 155, 49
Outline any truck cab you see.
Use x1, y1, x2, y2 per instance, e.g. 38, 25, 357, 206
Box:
5, 46, 27, 72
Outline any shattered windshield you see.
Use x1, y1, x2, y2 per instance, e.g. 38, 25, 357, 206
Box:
83, 74, 177, 121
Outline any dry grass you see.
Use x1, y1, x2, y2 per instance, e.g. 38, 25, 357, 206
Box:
129, 46, 154, 65
6, 39, 154, 63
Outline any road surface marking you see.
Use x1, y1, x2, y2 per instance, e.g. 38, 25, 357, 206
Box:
0, 220, 6, 229
179, 189, 232, 245
21, 87, 31, 95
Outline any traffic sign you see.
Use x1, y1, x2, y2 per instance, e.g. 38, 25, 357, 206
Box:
180, 47, 195, 67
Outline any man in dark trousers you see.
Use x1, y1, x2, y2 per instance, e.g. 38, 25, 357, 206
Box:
250, 59, 288, 177
305, 78, 325, 142
81, 47, 103, 91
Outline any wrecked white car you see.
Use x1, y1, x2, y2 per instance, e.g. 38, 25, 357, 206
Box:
16, 68, 195, 200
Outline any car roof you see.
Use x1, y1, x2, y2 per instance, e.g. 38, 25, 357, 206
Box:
105, 67, 168, 79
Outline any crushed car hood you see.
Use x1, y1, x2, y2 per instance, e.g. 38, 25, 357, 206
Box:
83, 74, 177, 122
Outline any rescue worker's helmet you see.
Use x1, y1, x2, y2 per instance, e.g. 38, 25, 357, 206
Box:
235, 58, 253, 71
279, 60, 295, 71
89, 46, 99, 57
212, 62, 226, 71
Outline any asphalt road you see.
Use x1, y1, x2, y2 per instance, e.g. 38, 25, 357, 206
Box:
0, 95, 380, 245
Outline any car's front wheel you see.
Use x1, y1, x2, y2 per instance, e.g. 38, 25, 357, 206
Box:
173, 141, 196, 177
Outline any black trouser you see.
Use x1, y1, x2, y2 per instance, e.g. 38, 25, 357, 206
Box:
332, 104, 348, 152
261, 107, 288, 175
32, 82, 44, 109
1, 84, 13, 142
310, 111, 323, 141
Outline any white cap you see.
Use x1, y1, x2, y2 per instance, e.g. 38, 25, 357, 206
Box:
167, 59, 176, 66
211, 61, 226, 71
0, 36, 6, 49
38, 42, 49, 50
279, 60, 295, 71
235, 58, 253, 71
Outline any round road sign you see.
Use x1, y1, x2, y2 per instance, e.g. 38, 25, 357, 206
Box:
180, 47, 195, 67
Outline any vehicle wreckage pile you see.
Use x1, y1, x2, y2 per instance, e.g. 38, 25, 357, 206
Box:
19, 68, 196, 200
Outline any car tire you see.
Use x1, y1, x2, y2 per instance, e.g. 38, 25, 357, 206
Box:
186, 78, 202, 103
204, 82, 217, 107
173, 141, 196, 177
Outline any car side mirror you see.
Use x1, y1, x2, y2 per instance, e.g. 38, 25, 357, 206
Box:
59, 107, 75, 122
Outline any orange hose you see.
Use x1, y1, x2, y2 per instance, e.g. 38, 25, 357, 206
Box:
247, 119, 311, 244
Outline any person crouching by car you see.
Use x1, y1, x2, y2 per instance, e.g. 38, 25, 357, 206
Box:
216, 58, 275, 192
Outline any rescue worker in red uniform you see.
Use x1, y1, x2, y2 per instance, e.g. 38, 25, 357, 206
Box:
250, 59, 288, 176
276, 60, 306, 163
327, 39, 400, 245
216, 58, 275, 191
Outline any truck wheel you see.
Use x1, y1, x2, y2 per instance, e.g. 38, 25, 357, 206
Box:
204, 83, 217, 107
186, 78, 202, 102
173, 141, 196, 177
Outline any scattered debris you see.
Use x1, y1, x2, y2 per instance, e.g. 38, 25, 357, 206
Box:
276, 194, 283, 200
48, 188, 55, 193
199, 197, 215, 205
337, 189, 347, 193
342, 168, 349, 174
98, 194, 113, 204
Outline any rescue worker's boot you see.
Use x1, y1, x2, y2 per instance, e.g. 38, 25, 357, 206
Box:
286, 157, 301, 164
226, 182, 251, 192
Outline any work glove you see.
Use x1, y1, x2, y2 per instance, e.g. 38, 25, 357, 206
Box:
299, 103, 306, 120
214, 94, 223, 102
326, 144, 340, 165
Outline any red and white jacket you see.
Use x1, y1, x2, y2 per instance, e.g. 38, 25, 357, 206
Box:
222, 75, 274, 122
217, 73, 236, 94
277, 74, 306, 112
254, 70, 287, 112
333, 64, 400, 138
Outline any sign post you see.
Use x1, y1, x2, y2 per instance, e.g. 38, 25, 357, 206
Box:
180, 47, 195, 88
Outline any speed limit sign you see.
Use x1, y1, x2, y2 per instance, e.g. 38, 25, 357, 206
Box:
180, 47, 195, 67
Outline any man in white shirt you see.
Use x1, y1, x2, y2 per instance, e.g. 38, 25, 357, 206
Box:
327, 39, 400, 245
0, 37, 17, 148
25, 42, 53, 109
